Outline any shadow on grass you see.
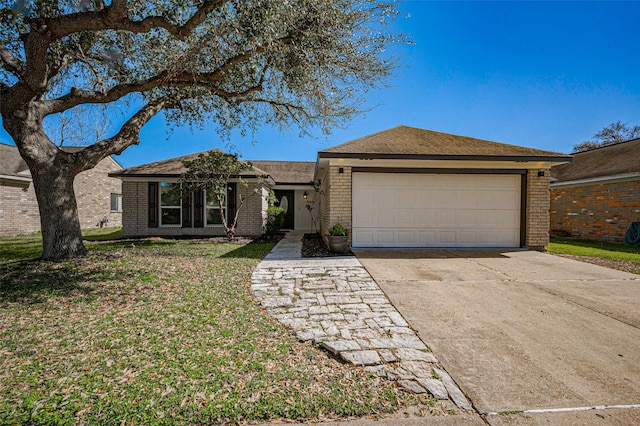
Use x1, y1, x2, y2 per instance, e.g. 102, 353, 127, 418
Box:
0, 260, 141, 304
83, 228, 123, 241
220, 242, 276, 259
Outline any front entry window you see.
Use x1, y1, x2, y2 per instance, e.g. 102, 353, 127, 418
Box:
160, 182, 181, 226
280, 195, 289, 214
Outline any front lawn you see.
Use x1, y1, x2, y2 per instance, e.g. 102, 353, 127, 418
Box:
0, 227, 123, 266
547, 238, 640, 274
547, 238, 640, 262
0, 236, 431, 424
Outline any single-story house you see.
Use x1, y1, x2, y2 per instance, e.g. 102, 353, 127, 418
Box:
0, 143, 123, 236
550, 138, 640, 243
113, 126, 571, 250
110, 151, 317, 237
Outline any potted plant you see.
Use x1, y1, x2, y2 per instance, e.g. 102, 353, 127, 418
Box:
327, 223, 350, 254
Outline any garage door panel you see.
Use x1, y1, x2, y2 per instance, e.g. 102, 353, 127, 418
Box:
398, 231, 416, 244
395, 210, 415, 225
415, 210, 437, 225
436, 191, 457, 208
396, 189, 415, 205
354, 229, 374, 244
377, 230, 394, 244
352, 173, 521, 248
437, 210, 458, 226
354, 210, 374, 227
417, 230, 437, 244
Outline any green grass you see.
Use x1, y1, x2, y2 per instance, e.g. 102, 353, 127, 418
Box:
547, 237, 640, 264
0, 227, 123, 266
0, 236, 432, 425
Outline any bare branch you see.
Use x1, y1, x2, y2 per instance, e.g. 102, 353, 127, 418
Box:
77, 98, 173, 171
0, 43, 26, 77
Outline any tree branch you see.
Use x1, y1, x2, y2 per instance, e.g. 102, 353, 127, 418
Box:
40, 0, 228, 41
76, 98, 173, 171
0, 43, 26, 77
45, 38, 291, 115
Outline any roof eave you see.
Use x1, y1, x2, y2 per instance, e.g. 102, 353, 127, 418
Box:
0, 173, 32, 182
109, 172, 272, 180
272, 181, 315, 186
317, 152, 573, 163
551, 172, 640, 188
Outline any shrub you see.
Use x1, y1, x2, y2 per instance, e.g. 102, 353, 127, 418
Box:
328, 223, 348, 236
264, 206, 286, 235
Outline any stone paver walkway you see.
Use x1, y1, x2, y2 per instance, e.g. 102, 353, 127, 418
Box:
250, 232, 472, 411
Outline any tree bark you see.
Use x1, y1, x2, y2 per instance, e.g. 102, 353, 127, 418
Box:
1, 98, 89, 260
31, 160, 88, 260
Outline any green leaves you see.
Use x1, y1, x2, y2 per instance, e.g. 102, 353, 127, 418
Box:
2, 0, 400, 139
178, 150, 254, 238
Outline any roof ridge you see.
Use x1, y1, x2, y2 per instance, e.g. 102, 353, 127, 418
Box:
572, 137, 640, 154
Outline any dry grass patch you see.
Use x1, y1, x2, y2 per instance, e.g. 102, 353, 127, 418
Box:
0, 239, 432, 425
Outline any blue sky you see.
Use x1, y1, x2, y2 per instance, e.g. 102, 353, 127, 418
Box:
3, 1, 640, 167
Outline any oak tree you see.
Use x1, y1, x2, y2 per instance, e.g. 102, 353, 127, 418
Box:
0, 0, 398, 259
573, 121, 640, 152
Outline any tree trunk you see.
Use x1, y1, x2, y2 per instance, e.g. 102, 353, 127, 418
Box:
31, 160, 88, 260
1, 92, 90, 261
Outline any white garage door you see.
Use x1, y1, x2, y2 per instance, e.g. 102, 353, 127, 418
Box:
352, 173, 521, 248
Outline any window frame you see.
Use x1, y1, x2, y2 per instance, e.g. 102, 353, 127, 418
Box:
159, 182, 182, 227
205, 190, 227, 227
110, 193, 123, 212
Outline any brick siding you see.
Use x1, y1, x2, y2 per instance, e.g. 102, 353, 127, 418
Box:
550, 180, 640, 243
525, 169, 551, 250
318, 174, 330, 236
121, 180, 267, 238
320, 165, 352, 243
0, 157, 122, 236
0, 179, 41, 235
75, 157, 123, 229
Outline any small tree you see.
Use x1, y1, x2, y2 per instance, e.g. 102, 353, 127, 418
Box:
573, 121, 640, 152
177, 150, 260, 239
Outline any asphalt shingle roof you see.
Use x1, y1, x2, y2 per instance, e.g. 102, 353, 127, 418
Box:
250, 161, 315, 184
319, 125, 569, 160
1, 144, 120, 179
113, 151, 315, 184
0, 143, 29, 177
551, 138, 640, 183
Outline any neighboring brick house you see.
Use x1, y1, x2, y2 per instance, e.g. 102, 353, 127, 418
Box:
550, 138, 640, 243
109, 152, 317, 238
0, 143, 123, 236
315, 126, 571, 250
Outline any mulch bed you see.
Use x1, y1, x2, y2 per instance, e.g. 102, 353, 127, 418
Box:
301, 233, 354, 257
553, 254, 640, 275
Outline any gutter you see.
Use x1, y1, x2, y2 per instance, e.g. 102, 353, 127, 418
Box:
317, 152, 573, 163
550, 172, 640, 188
0, 174, 32, 183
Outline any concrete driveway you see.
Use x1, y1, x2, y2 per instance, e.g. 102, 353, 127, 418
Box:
355, 249, 640, 424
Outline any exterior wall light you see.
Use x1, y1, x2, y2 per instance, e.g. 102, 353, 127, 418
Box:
303, 191, 308, 199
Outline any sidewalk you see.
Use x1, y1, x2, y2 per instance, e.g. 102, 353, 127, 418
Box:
251, 232, 472, 411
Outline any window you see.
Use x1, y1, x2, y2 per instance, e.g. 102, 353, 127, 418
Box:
160, 182, 181, 226
110, 193, 122, 212
206, 191, 226, 226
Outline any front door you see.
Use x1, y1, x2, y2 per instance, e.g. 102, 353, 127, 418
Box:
274, 190, 295, 230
